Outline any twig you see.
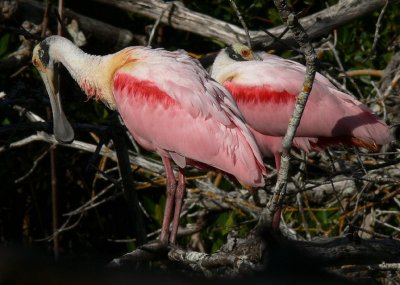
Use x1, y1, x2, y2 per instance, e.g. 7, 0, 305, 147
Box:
14, 146, 53, 183
57, 0, 63, 36
263, 27, 302, 53
108, 222, 204, 243
327, 40, 363, 98
147, 2, 172, 47
339, 69, 384, 78
353, 147, 367, 175
259, 0, 317, 227
40, 0, 50, 38
228, 0, 252, 48
192, 180, 262, 216
0, 131, 164, 174
341, 263, 400, 272
296, 192, 310, 240
36, 213, 84, 242
382, 70, 400, 99
371, 0, 389, 53
371, 81, 387, 121
63, 183, 120, 217
375, 219, 400, 233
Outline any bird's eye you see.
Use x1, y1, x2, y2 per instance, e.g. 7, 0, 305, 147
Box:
32, 58, 38, 66
241, 49, 250, 57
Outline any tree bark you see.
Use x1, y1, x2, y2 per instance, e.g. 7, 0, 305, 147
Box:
89, 0, 399, 48
18, 0, 145, 50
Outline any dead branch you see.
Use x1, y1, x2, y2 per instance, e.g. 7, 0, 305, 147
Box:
258, 0, 317, 227
296, 236, 400, 266
339, 69, 384, 78
18, 0, 145, 49
0, 131, 164, 174
191, 180, 262, 216
108, 228, 400, 281
89, 0, 399, 48
381, 49, 400, 126
112, 118, 147, 246
168, 247, 256, 276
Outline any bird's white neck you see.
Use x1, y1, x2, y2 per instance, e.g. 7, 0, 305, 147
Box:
210, 49, 237, 83
48, 37, 117, 109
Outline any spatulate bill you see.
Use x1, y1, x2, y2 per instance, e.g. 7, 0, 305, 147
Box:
39, 68, 75, 143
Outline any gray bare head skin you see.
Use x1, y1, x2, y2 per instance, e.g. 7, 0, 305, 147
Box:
32, 37, 75, 143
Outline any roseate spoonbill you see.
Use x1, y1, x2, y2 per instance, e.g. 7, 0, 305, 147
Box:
210, 43, 392, 170
32, 36, 266, 244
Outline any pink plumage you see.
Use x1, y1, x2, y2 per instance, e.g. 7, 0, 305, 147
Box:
112, 47, 265, 186
110, 47, 266, 243
32, 36, 266, 244
211, 46, 392, 169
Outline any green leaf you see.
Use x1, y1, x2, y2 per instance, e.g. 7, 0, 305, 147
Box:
2, 118, 10, 126
0, 34, 10, 58
126, 240, 136, 251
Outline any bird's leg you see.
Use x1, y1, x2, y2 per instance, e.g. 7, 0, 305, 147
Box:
274, 153, 281, 173
169, 168, 185, 244
160, 156, 176, 244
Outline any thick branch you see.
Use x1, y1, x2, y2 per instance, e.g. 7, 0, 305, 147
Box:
112, 119, 147, 246
18, 0, 145, 49
257, 0, 317, 226
110, 232, 400, 276
0, 131, 164, 174
296, 236, 400, 266
89, 0, 399, 48
168, 248, 256, 275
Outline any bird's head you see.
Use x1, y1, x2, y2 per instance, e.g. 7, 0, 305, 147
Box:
32, 37, 75, 144
32, 40, 51, 72
226, 43, 256, 61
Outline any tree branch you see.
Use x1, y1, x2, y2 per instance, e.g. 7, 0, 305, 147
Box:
89, 0, 399, 48
112, 118, 147, 246
256, 0, 317, 227
18, 0, 145, 49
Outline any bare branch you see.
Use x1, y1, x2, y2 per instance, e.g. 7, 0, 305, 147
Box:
14, 145, 53, 183
0, 131, 164, 174
371, 0, 389, 53
257, 0, 317, 227
89, 0, 399, 48
147, 2, 173, 47
228, 0, 252, 48
19, 0, 145, 49
168, 247, 256, 276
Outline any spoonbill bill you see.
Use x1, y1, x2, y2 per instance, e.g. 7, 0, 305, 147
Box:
210, 43, 392, 170
32, 36, 266, 244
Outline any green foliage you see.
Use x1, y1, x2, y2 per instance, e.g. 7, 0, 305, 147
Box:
0, 34, 11, 58
142, 195, 165, 227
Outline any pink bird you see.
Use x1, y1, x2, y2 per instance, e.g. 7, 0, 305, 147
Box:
32, 36, 266, 244
210, 44, 392, 170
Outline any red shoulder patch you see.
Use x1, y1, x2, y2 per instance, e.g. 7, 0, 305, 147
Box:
113, 73, 176, 108
223, 81, 295, 104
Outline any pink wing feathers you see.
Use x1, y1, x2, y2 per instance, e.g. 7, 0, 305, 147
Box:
218, 57, 391, 147
112, 47, 266, 186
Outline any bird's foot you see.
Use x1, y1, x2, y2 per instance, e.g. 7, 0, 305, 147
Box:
139, 239, 170, 254
272, 207, 282, 231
